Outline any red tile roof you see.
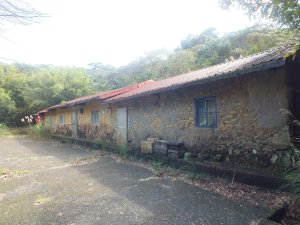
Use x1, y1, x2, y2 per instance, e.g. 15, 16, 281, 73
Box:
105, 44, 299, 103
38, 80, 154, 113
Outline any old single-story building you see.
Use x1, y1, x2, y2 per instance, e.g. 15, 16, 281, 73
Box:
39, 44, 300, 171
38, 80, 154, 142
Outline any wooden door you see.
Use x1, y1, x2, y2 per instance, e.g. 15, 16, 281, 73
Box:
116, 107, 127, 143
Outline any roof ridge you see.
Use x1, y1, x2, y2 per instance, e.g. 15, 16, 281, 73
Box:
193, 42, 297, 70
105, 43, 299, 103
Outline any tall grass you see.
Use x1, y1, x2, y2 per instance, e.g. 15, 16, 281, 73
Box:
0, 124, 9, 136
118, 145, 129, 160
26, 124, 51, 139
152, 159, 163, 172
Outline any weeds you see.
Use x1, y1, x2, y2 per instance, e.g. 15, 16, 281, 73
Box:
282, 142, 300, 195
113, 144, 129, 160
26, 124, 51, 139
282, 167, 300, 195
0, 123, 9, 136
90, 140, 109, 150
152, 159, 164, 175
281, 126, 300, 195
181, 161, 206, 179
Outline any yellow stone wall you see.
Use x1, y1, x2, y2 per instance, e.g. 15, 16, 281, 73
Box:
44, 100, 116, 139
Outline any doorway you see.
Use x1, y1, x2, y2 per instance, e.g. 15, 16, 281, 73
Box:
116, 107, 128, 143
71, 110, 78, 137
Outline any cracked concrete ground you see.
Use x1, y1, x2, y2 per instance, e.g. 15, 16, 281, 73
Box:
0, 136, 277, 225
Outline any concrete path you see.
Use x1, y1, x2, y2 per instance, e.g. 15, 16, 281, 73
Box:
0, 136, 276, 225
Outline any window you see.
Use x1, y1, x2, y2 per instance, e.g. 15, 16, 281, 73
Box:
59, 115, 64, 125
91, 111, 100, 126
194, 96, 218, 128
46, 116, 53, 128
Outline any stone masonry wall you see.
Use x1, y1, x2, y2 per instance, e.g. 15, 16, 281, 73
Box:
116, 68, 292, 170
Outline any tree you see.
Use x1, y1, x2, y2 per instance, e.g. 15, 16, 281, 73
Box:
0, 0, 44, 25
180, 28, 218, 49
219, 0, 300, 29
87, 63, 116, 91
0, 87, 16, 123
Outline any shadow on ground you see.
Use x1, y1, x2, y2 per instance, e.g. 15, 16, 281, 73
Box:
0, 136, 277, 225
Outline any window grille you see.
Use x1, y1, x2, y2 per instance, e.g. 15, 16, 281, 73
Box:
194, 96, 218, 128
91, 111, 100, 126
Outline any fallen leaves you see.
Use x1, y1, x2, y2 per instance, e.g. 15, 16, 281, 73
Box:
71, 152, 105, 166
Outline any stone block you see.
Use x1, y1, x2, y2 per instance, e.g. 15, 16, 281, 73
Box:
141, 140, 154, 154
153, 140, 168, 156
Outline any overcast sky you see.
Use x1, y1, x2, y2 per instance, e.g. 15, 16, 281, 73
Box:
0, 0, 254, 67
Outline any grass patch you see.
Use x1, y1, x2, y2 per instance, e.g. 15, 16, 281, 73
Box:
0, 167, 31, 179
9, 127, 28, 135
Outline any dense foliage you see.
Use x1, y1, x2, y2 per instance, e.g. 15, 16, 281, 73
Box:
0, 26, 299, 125
0, 65, 93, 125
219, 0, 300, 29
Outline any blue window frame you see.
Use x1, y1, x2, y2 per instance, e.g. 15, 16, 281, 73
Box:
194, 96, 218, 128
91, 111, 100, 126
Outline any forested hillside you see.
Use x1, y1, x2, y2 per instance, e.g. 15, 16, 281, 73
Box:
0, 25, 299, 125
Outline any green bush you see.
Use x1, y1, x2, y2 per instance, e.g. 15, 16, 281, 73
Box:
0, 123, 9, 136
